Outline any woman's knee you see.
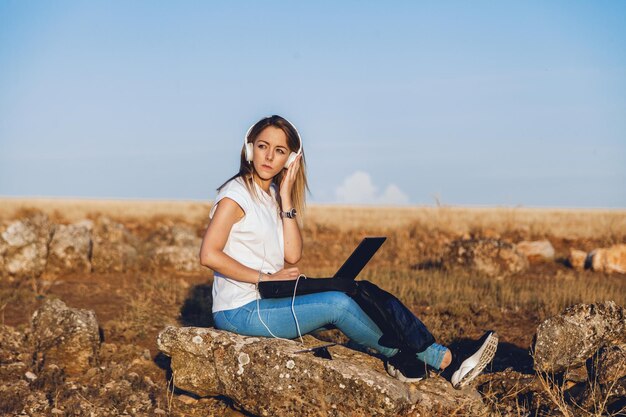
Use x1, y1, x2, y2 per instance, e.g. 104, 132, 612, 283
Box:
322, 291, 356, 312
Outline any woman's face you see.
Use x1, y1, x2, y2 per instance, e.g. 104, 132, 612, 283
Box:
252, 126, 291, 180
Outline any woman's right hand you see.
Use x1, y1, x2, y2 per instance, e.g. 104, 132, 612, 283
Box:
263, 267, 301, 281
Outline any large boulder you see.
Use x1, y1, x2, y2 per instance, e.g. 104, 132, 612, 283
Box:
91, 217, 139, 273
590, 244, 626, 274
0, 214, 54, 280
31, 298, 101, 376
515, 240, 555, 263
533, 301, 626, 373
147, 224, 204, 273
443, 239, 528, 278
157, 326, 485, 417
46, 221, 93, 275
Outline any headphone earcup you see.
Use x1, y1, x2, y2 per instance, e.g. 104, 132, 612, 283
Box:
284, 152, 297, 169
245, 142, 254, 162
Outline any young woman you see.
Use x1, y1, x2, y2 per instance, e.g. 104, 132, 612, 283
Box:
199, 115, 497, 387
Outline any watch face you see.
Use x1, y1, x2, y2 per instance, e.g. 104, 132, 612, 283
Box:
283, 208, 297, 218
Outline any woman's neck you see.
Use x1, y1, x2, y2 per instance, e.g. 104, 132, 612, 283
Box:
251, 172, 271, 194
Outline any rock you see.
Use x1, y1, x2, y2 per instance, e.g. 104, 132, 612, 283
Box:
147, 223, 200, 247
568, 248, 589, 271
46, 222, 92, 275
31, 298, 100, 376
596, 343, 626, 386
91, 217, 139, 273
146, 224, 204, 273
533, 301, 626, 373
590, 244, 626, 274
563, 364, 588, 384
151, 245, 204, 273
157, 326, 485, 417
443, 239, 528, 278
0, 214, 54, 280
579, 344, 626, 412
515, 240, 555, 262
177, 394, 198, 405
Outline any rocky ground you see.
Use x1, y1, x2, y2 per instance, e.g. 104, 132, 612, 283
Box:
1, 210, 625, 416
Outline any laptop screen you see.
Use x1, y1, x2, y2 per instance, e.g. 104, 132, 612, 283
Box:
333, 237, 386, 279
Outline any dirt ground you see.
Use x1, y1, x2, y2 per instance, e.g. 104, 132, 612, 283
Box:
1, 200, 625, 415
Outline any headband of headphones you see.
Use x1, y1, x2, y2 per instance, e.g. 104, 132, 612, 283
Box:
244, 116, 303, 169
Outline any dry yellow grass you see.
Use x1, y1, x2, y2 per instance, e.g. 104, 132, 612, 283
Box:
0, 197, 210, 224
2, 197, 625, 240
307, 204, 626, 240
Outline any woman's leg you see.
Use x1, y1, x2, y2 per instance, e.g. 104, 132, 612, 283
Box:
214, 291, 398, 358
416, 343, 452, 370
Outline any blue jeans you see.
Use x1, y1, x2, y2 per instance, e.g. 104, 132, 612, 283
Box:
214, 291, 398, 357
213, 291, 448, 369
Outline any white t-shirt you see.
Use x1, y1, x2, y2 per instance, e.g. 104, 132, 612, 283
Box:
209, 176, 284, 312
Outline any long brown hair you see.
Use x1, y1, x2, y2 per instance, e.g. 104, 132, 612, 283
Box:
218, 115, 309, 219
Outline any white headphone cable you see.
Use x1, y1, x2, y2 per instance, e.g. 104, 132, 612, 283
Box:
291, 273, 306, 344
255, 245, 305, 345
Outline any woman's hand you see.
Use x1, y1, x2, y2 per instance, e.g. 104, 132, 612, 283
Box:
262, 267, 301, 281
279, 154, 302, 203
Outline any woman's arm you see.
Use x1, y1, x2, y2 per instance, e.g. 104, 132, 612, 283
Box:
280, 155, 304, 264
199, 197, 300, 282
281, 196, 303, 264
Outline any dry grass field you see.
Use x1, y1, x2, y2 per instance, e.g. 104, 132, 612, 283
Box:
1, 197, 625, 415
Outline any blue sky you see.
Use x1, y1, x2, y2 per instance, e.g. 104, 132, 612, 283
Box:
1, 1, 624, 207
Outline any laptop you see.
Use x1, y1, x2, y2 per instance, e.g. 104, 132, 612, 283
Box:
257, 237, 386, 298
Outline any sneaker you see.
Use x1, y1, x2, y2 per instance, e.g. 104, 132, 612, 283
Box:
451, 331, 498, 389
385, 350, 427, 383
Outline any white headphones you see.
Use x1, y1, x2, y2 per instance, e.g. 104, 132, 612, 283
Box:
244, 116, 303, 169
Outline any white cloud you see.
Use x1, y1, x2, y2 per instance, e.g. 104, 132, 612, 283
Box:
335, 171, 410, 205
380, 183, 410, 205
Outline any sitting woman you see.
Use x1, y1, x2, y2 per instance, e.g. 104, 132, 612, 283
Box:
199, 115, 497, 387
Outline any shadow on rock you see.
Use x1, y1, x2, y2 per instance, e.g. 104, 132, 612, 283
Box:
179, 283, 214, 327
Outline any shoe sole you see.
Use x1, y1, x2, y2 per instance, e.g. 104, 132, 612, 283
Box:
386, 363, 424, 383
453, 332, 499, 389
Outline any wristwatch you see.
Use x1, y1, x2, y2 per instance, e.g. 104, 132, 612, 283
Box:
280, 208, 297, 219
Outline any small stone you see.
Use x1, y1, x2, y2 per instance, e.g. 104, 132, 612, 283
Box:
515, 240, 555, 262
568, 249, 588, 271
24, 371, 37, 381
144, 376, 155, 387
154, 408, 166, 415
177, 394, 198, 405
51, 408, 64, 415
